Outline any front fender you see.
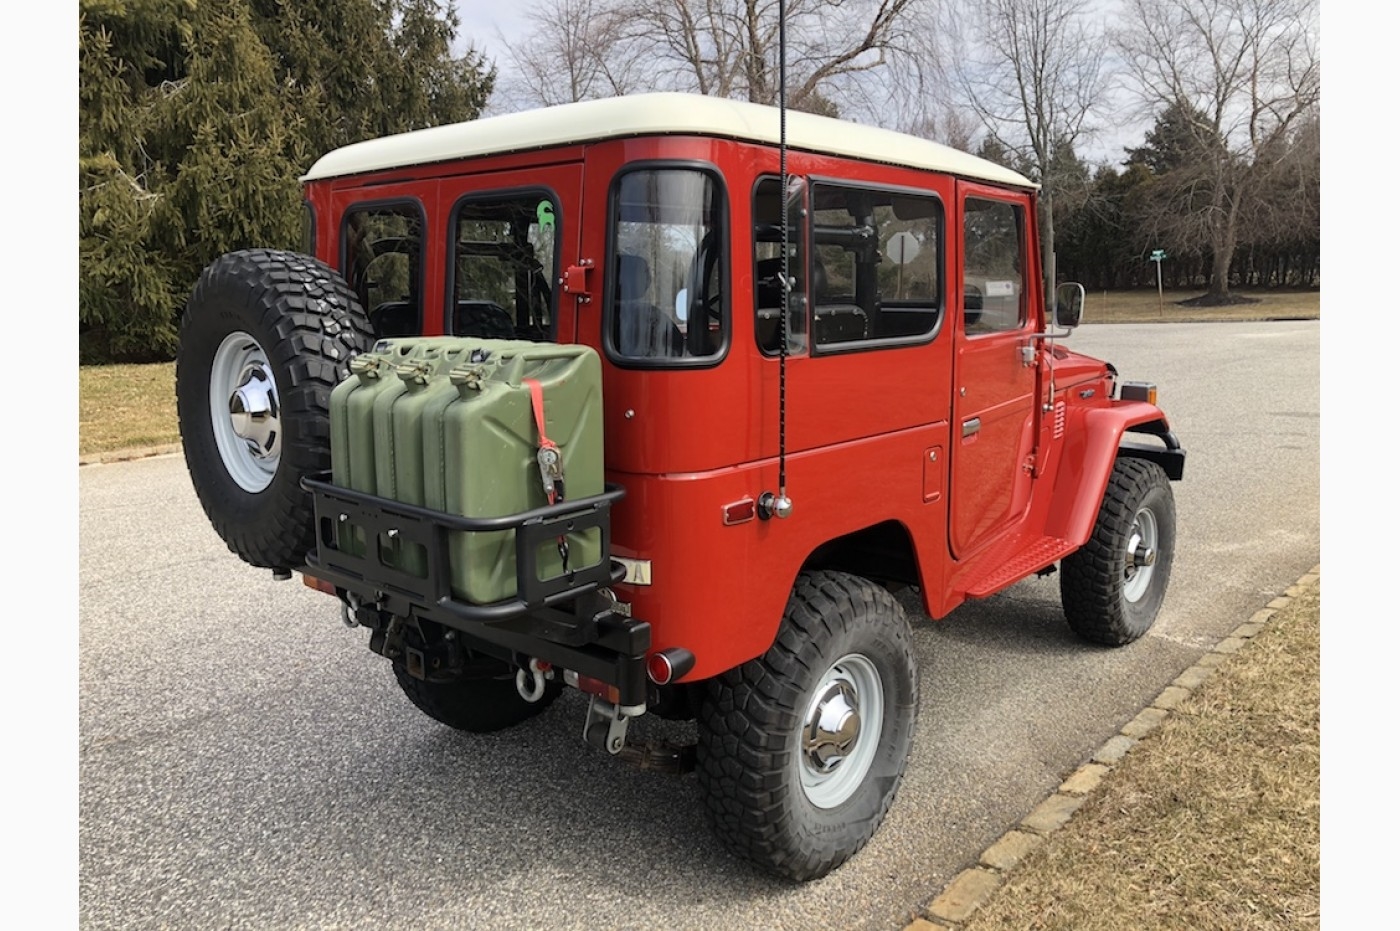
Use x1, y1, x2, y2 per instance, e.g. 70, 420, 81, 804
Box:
1043, 401, 1184, 547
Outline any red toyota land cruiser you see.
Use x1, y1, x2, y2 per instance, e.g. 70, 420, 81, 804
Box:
176, 92, 1184, 882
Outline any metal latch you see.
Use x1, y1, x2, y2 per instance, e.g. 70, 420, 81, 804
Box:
562, 259, 595, 303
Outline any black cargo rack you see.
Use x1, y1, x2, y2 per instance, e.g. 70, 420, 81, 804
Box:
300, 472, 626, 623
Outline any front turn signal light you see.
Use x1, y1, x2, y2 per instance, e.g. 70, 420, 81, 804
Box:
1120, 381, 1158, 406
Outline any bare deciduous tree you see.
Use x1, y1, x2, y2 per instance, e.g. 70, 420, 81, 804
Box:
939, 0, 1109, 311
1114, 0, 1320, 302
621, 0, 920, 110
493, 0, 642, 109
495, 0, 923, 116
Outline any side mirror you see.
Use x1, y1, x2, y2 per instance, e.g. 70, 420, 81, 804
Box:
1054, 282, 1085, 330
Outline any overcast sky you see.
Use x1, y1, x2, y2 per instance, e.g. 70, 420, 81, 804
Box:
448, 1, 1154, 165
446, 1, 1328, 167
454, 3, 525, 69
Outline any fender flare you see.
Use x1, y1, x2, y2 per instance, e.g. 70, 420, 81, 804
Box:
1043, 401, 1185, 547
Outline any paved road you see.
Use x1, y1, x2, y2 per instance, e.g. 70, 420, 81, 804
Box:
79, 321, 1319, 931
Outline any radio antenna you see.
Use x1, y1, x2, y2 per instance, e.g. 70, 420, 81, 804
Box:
761, 0, 795, 521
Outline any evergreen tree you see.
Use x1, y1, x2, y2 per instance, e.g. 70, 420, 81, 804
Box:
79, 0, 494, 364
1125, 100, 1221, 175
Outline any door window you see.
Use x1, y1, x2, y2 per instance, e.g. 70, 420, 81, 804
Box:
962, 198, 1025, 335
451, 192, 559, 342
342, 202, 424, 339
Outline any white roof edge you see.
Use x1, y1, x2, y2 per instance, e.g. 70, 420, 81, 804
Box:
301, 93, 1036, 189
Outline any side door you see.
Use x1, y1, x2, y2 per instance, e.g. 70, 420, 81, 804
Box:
949, 184, 1039, 558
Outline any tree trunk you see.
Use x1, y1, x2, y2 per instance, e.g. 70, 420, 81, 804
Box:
1040, 190, 1055, 320
1205, 189, 1240, 301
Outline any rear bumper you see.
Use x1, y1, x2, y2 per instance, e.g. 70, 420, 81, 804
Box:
300, 473, 651, 706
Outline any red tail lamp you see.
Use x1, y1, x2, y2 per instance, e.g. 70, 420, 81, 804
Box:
647, 648, 697, 685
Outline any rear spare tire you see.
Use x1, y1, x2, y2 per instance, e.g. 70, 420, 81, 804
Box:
176, 249, 374, 571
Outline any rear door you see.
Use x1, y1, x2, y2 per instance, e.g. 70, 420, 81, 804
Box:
438, 163, 585, 343
949, 184, 1038, 558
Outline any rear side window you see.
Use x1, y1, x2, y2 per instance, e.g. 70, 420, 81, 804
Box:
606, 167, 727, 366
753, 175, 809, 356
451, 192, 559, 342
962, 198, 1025, 335
342, 202, 424, 339
809, 182, 944, 351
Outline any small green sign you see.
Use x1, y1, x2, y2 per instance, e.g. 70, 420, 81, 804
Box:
1150, 249, 1167, 261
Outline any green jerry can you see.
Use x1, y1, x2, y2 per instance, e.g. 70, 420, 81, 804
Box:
328, 337, 605, 605
330, 338, 474, 570
439, 342, 604, 605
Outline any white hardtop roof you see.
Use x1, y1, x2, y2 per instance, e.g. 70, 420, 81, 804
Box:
302, 92, 1035, 189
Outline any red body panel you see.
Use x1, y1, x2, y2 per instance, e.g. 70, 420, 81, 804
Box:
302, 132, 1167, 683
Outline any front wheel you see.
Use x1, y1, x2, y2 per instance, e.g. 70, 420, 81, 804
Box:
1060, 457, 1177, 645
695, 571, 919, 881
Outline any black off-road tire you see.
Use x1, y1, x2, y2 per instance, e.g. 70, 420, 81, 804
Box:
1060, 457, 1176, 645
176, 249, 374, 571
695, 570, 919, 882
392, 661, 563, 733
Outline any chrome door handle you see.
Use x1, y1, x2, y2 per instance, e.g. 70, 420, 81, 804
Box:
962, 417, 981, 437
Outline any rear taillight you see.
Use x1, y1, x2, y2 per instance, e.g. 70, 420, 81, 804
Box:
647, 648, 697, 685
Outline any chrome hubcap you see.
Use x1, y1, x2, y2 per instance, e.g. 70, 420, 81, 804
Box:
799, 654, 883, 809
803, 680, 861, 774
229, 362, 281, 462
1123, 505, 1159, 603
210, 332, 281, 493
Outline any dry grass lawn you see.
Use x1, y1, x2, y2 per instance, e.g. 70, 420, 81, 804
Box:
79, 362, 178, 455
1086, 288, 1319, 324
959, 584, 1321, 931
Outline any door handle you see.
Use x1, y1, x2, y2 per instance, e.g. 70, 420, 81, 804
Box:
962, 417, 981, 438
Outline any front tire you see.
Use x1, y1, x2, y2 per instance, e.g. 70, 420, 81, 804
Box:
1060, 457, 1176, 645
175, 249, 374, 570
695, 571, 919, 881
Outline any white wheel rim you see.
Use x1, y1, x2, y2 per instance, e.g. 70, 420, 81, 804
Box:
1123, 505, 1159, 603
799, 653, 884, 809
209, 331, 281, 493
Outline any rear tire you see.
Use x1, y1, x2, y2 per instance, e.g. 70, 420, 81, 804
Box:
392, 661, 562, 733
1060, 457, 1176, 645
176, 249, 374, 570
695, 571, 919, 881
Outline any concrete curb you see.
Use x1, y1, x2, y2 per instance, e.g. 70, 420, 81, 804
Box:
902, 563, 1322, 931
79, 443, 183, 467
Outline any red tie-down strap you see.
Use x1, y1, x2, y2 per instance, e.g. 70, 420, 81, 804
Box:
524, 377, 569, 569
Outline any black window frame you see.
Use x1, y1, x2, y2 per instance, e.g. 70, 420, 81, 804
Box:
602, 160, 731, 370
